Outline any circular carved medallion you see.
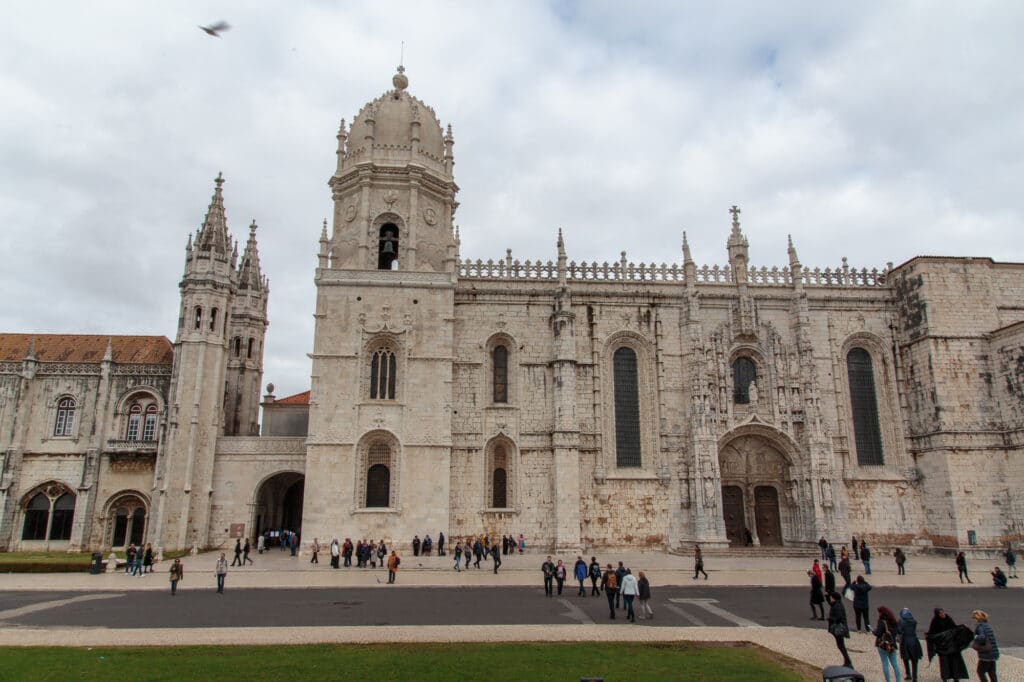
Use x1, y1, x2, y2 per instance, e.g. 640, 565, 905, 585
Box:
344, 205, 357, 222
423, 207, 437, 225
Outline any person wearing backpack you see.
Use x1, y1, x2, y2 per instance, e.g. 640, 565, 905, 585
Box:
614, 562, 627, 610
573, 556, 588, 596
601, 564, 618, 619
874, 606, 901, 682
588, 557, 602, 596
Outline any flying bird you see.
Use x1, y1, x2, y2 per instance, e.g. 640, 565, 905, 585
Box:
199, 21, 230, 37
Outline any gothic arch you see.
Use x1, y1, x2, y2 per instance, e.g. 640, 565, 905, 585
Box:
18, 480, 77, 547
838, 331, 904, 471
355, 430, 401, 511
727, 344, 767, 406
102, 490, 150, 549
601, 330, 658, 472
484, 434, 517, 510
485, 332, 517, 405
362, 333, 403, 401
251, 470, 305, 540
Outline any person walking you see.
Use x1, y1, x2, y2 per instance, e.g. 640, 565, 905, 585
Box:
143, 544, 153, 574
811, 558, 823, 584
601, 564, 619, 619
554, 559, 567, 595
387, 550, 400, 583
132, 547, 143, 576
243, 538, 253, 565
541, 556, 555, 597
343, 538, 353, 567
955, 551, 972, 583
377, 540, 388, 569
637, 571, 653, 619
852, 536, 859, 560
972, 610, 999, 682
330, 539, 340, 569
464, 540, 473, 570
308, 538, 319, 564
589, 557, 602, 596
893, 547, 906, 575
897, 607, 923, 682
257, 533, 266, 554
125, 544, 136, 575
620, 569, 639, 622
169, 558, 184, 596
874, 606, 901, 682
231, 539, 242, 567
1005, 545, 1017, 579
826, 591, 853, 668
826, 543, 838, 571
860, 541, 872, 575
824, 564, 836, 596
518, 533, 526, 554
819, 536, 829, 561
614, 562, 627, 609
808, 570, 825, 620
850, 575, 872, 632
574, 556, 587, 595
437, 531, 445, 557
693, 544, 708, 580
925, 607, 969, 682
215, 553, 228, 593
838, 555, 853, 591
490, 543, 501, 574
453, 542, 462, 571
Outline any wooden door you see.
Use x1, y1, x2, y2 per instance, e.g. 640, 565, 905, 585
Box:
754, 485, 783, 546
721, 485, 745, 546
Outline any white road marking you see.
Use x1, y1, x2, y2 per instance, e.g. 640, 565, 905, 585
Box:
662, 602, 706, 626
668, 598, 761, 628
557, 598, 595, 625
0, 593, 124, 621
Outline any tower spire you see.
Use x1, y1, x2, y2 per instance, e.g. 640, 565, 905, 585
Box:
237, 219, 265, 291
195, 173, 231, 257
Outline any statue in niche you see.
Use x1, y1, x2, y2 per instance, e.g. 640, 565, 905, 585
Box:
821, 478, 834, 507
748, 381, 759, 405
703, 477, 716, 508
680, 478, 691, 508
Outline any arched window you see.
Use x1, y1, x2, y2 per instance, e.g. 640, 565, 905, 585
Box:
194, 306, 203, 330
733, 357, 757, 404
247, 338, 254, 359
613, 347, 641, 467
378, 223, 399, 270
847, 348, 884, 465
365, 442, 392, 507
234, 337, 241, 357
22, 493, 49, 540
491, 444, 508, 508
209, 308, 218, 332
110, 495, 149, 547
370, 348, 397, 400
21, 488, 76, 541
492, 345, 509, 403
142, 404, 158, 441
49, 493, 75, 540
54, 397, 76, 437
126, 404, 143, 440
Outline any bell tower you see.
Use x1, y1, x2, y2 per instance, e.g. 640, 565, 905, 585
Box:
304, 67, 459, 550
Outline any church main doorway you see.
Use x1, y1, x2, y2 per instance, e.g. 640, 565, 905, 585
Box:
719, 434, 790, 547
254, 472, 304, 542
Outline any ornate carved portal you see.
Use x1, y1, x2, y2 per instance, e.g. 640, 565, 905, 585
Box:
719, 435, 789, 547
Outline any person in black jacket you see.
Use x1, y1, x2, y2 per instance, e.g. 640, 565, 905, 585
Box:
541, 556, 555, 597
808, 570, 825, 620
637, 571, 653, 619
955, 552, 972, 584
824, 564, 837, 596
827, 591, 853, 668
601, 564, 619, 619
925, 607, 969, 681
897, 607, 923, 682
588, 556, 602, 596
838, 556, 852, 590
850, 575, 872, 632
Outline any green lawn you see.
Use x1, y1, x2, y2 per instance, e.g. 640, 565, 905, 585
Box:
0, 552, 91, 563
0, 642, 814, 681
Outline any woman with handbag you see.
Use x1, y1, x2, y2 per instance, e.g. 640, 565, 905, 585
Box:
972, 610, 999, 682
826, 591, 854, 669
874, 606, 901, 682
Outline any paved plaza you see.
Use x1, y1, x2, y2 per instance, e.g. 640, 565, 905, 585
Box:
0, 548, 1021, 680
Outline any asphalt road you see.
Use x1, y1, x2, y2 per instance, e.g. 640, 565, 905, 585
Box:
1, 585, 1020, 649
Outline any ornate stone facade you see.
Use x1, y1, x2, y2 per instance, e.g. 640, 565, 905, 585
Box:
1, 69, 1022, 555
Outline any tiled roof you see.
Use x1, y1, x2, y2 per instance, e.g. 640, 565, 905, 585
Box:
0, 334, 174, 365
274, 390, 310, 405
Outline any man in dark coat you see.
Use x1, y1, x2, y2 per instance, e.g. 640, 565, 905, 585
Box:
412, 535, 421, 557
541, 556, 555, 597
808, 570, 825, 620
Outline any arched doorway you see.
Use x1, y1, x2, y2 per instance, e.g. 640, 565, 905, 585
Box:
253, 472, 304, 543
719, 434, 790, 547
106, 493, 149, 549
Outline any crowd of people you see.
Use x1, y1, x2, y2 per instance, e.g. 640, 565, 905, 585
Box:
537, 555, 653, 623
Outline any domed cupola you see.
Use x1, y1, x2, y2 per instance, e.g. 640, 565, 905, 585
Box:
325, 66, 459, 274
341, 66, 450, 176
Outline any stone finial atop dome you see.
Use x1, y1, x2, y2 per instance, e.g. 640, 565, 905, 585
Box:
392, 64, 408, 92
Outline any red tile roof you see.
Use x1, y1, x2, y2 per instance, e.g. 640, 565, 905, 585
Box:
274, 390, 310, 405
0, 334, 174, 365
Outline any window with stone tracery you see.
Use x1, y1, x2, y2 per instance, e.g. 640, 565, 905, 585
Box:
21, 485, 75, 541
365, 442, 392, 507
370, 348, 397, 400
613, 347, 641, 467
847, 347, 884, 465
487, 442, 512, 508
732, 357, 756, 404
122, 394, 160, 442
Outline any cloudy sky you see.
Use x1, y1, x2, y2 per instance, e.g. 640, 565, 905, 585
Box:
2, 2, 1022, 399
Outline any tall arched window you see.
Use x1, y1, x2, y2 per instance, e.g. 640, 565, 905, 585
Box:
126, 404, 143, 440
22, 494, 49, 540
365, 442, 392, 507
50, 493, 75, 540
234, 337, 242, 357
142, 404, 158, 441
209, 308, 218, 331
733, 357, 757, 404
613, 347, 641, 467
54, 397, 76, 437
247, 338, 255, 359
370, 348, 397, 400
194, 306, 203, 330
492, 345, 509, 403
847, 348, 884, 465
491, 444, 508, 508
21, 487, 76, 541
